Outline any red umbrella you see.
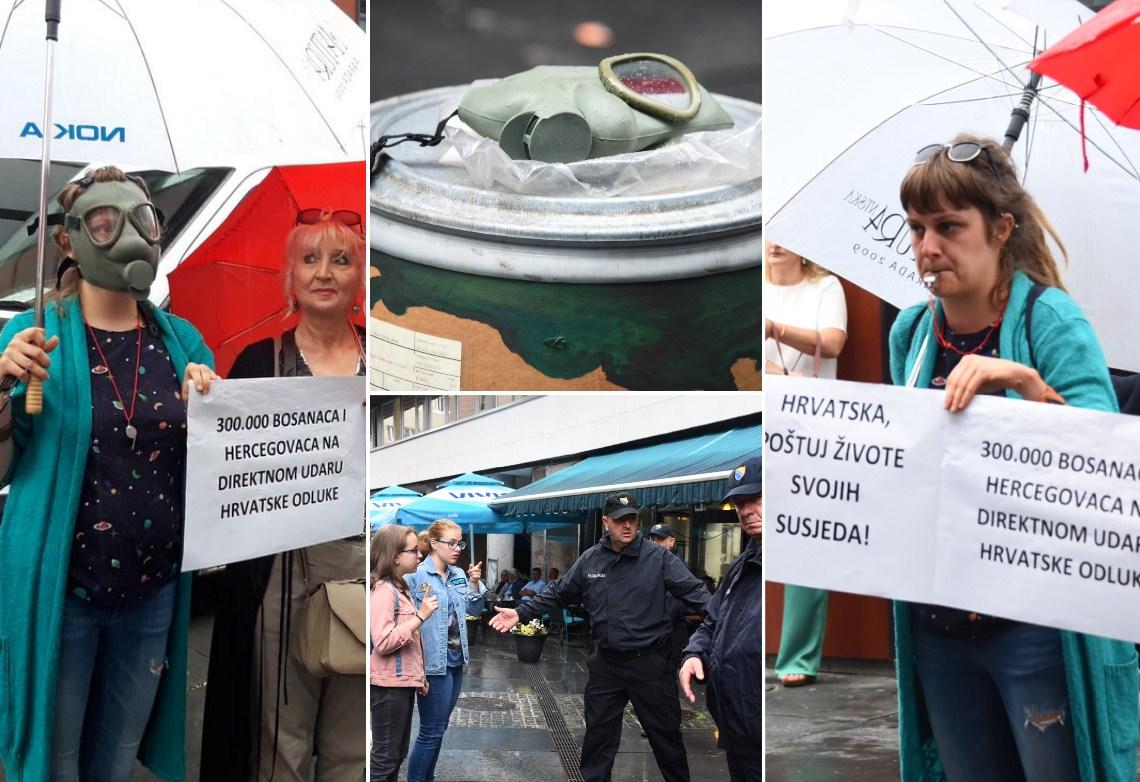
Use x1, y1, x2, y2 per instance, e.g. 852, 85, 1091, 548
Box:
1028, 0, 1140, 129
168, 161, 366, 375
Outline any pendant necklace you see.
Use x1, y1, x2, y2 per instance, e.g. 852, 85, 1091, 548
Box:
88, 317, 143, 449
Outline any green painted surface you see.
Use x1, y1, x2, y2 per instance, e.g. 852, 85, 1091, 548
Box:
371, 251, 761, 390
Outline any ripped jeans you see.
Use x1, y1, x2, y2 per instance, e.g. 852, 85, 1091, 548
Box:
913, 620, 1079, 782
52, 581, 176, 782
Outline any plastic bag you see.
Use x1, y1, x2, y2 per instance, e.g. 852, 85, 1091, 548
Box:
435, 101, 760, 198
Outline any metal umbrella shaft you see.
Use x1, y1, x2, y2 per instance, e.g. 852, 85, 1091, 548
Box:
1004, 71, 1044, 152
29, 0, 62, 415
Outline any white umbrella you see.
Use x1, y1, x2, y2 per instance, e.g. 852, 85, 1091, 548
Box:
763, 0, 1140, 370
0, 0, 367, 171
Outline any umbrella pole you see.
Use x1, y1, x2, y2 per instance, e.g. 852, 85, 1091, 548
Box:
28, 0, 63, 415
1003, 71, 1042, 152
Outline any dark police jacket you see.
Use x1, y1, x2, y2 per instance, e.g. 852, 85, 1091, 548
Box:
682, 537, 762, 755
517, 533, 709, 651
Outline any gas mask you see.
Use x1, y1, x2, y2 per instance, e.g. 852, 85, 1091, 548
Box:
64, 179, 161, 300
458, 53, 734, 163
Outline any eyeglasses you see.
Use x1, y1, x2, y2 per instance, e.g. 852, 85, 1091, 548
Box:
914, 142, 1001, 181
434, 538, 467, 551
296, 208, 363, 235
399, 547, 420, 555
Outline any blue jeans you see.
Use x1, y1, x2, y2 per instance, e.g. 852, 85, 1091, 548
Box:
407, 666, 464, 782
52, 582, 176, 782
912, 620, 1079, 782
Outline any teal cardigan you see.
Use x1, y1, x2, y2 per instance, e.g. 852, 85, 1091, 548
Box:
0, 299, 212, 782
889, 271, 1140, 781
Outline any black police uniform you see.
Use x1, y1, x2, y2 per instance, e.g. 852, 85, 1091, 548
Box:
517, 533, 710, 782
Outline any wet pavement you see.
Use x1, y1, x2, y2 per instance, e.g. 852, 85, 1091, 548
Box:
766, 656, 1140, 782
401, 625, 731, 781
765, 658, 900, 782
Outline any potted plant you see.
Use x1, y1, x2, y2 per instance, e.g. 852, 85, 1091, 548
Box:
510, 619, 549, 663
465, 614, 481, 646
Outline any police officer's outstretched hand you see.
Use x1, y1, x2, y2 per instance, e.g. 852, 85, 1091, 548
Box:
679, 657, 705, 704
489, 606, 520, 633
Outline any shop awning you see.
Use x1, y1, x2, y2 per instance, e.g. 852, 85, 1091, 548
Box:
490, 425, 760, 518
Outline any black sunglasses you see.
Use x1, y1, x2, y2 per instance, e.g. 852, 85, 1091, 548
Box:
914, 142, 1001, 181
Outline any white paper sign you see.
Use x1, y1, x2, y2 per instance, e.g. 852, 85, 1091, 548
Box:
369, 318, 461, 391
183, 376, 366, 571
766, 375, 1140, 644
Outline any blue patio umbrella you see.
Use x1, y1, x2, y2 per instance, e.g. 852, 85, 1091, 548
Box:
427, 472, 515, 551
369, 485, 422, 533
394, 495, 522, 534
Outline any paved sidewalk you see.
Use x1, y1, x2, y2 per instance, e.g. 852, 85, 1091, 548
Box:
399, 625, 731, 781
766, 657, 1140, 782
765, 659, 899, 782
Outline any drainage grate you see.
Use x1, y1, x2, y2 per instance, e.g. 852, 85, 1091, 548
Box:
456, 696, 515, 712
525, 664, 584, 782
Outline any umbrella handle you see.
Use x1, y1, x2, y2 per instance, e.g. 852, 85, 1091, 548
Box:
26, 378, 43, 415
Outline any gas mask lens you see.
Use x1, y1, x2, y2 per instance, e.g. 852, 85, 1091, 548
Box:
84, 206, 119, 245
79, 202, 161, 247
600, 53, 700, 122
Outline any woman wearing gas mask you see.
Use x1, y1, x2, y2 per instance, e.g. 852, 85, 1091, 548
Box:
200, 208, 367, 782
0, 166, 215, 781
889, 135, 1138, 781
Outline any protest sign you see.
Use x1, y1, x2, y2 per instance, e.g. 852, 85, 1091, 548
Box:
182, 376, 365, 570
766, 374, 1140, 644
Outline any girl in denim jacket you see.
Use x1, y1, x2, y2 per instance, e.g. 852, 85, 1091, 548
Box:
403, 520, 486, 782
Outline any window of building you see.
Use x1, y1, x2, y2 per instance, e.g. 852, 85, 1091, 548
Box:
370, 395, 532, 449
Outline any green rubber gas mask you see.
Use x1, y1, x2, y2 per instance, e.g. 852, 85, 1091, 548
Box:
458, 53, 734, 163
65, 179, 161, 300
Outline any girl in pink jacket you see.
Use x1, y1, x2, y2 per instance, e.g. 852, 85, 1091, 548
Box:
370, 525, 438, 782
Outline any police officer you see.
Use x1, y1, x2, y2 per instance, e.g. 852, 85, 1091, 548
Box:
679, 456, 762, 781
490, 493, 710, 782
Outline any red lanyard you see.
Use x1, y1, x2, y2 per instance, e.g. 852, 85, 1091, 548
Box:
87, 318, 143, 443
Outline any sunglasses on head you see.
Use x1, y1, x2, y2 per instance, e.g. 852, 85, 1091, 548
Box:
296, 208, 363, 235
914, 142, 1001, 181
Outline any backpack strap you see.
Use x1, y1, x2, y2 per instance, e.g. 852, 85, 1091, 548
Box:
390, 581, 403, 675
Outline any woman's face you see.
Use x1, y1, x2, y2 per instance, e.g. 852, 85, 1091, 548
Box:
906, 204, 1010, 302
291, 237, 360, 318
432, 528, 463, 566
395, 531, 421, 576
765, 242, 804, 271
